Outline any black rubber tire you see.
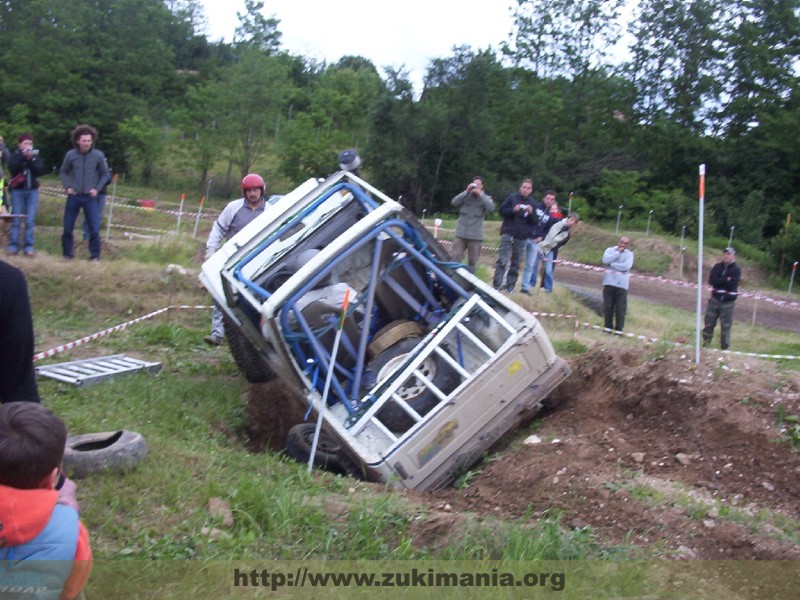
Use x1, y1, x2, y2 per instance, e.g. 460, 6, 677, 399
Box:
365, 338, 459, 433
62, 430, 148, 478
223, 313, 275, 383
285, 423, 347, 473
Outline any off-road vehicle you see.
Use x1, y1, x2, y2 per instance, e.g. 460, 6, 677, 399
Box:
200, 171, 570, 490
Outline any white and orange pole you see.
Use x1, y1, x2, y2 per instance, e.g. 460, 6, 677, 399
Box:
695, 165, 706, 364
309, 288, 351, 472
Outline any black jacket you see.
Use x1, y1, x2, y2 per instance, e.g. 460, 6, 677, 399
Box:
709, 260, 741, 302
0, 261, 41, 403
498, 192, 537, 238
7, 150, 45, 190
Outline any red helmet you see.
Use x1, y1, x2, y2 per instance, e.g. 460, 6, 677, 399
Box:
241, 173, 265, 192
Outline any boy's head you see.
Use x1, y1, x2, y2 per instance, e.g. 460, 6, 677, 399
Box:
0, 402, 67, 489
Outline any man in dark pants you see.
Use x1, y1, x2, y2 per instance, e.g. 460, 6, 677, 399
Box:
703, 247, 741, 350
59, 124, 110, 261
493, 178, 535, 291
0, 260, 40, 403
602, 236, 634, 332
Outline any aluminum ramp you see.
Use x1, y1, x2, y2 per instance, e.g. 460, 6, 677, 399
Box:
36, 354, 162, 387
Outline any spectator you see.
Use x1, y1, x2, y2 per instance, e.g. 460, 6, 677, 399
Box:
450, 176, 494, 271
83, 161, 111, 242
520, 189, 557, 294
703, 247, 741, 350
492, 179, 535, 291
1, 134, 45, 257
0, 402, 92, 599
531, 212, 580, 293
59, 125, 110, 262
204, 173, 269, 346
0, 259, 41, 404
602, 236, 634, 332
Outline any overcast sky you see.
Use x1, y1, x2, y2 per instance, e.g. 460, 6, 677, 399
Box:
199, 0, 517, 91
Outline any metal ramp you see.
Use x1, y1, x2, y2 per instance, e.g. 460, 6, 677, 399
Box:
36, 354, 162, 387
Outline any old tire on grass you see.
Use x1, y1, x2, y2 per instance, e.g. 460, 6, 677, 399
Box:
223, 313, 275, 383
366, 338, 459, 433
63, 430, 148, 478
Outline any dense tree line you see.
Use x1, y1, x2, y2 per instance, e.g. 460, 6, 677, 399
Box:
0, 0, 797, 270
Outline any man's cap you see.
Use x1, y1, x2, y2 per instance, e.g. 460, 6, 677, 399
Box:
724, 247, 736, 255
18, 133, 32, 143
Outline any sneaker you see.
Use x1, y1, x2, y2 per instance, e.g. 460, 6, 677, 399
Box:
7, 249, 18, 256
24, 250, 34, 257
89, 257, 100, 262
519, 289, 531, 296
204, 335, 224, 346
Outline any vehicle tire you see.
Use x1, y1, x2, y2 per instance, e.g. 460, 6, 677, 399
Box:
62, 430, 148, 478
365, 338, 459, 433
223, 313, 275, 383
367, 320, 423, 358
285, 423, 347, 473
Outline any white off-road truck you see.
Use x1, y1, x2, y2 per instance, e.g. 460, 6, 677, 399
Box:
200, 171, 570, 490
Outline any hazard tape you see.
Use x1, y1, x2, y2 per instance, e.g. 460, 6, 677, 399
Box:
33, 305, 212, 361
571, 320, 800, 361
430, 229, 800, 314
40, 185, 221, 219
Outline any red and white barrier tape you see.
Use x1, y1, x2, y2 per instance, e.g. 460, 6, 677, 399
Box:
434, 233, 800, 313
33, 305, 212, 361
571, 319, 800, 361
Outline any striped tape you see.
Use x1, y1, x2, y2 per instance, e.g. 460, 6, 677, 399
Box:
34, 305, 212, 362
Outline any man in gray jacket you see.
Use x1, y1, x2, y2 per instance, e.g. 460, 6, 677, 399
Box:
59, 124, 110, 261
602, 236, 634, 332
450, 176, 493, 271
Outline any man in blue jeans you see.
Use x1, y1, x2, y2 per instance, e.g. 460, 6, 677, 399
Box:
59, 124, 110, 261
1, 133, 45, 257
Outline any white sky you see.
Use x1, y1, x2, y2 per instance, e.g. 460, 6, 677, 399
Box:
199, 0, 517, 91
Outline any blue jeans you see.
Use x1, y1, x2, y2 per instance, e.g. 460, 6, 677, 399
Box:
8, 188, 39, 253
62, 194, 101, 259
82, 194, 106, 241
522, 241, 555, 291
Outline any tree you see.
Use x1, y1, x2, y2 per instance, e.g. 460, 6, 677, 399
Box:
626, 0, 724, 130
505, 0, 624, 80
235, 0, 282, 54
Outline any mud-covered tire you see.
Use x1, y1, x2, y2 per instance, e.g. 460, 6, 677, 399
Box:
62, 430, 148, 478
285, 423, 354, 474
223, 313, 275, 383
366, 338, 459, 433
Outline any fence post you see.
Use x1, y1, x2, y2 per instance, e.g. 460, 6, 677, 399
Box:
175, 193, 185, 234
192, 196, 205, 239
105, 174, 118, 242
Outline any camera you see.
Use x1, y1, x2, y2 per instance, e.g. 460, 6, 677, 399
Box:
469, 183, 476, 190
27, 148, 39, 156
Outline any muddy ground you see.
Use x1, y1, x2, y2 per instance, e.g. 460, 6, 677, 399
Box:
245, 345, 800, 559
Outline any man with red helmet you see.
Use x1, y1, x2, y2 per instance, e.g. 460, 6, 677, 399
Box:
203, 173, 268, 346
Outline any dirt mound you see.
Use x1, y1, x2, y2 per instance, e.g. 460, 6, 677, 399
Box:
427, 347, 800, 558
242, 348, 800, 558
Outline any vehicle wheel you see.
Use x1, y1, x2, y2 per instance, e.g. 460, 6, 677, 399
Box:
365, 338, 459, 433
223, 313, 275, 383
285, 423, 347, 473
62, 430, 148, 478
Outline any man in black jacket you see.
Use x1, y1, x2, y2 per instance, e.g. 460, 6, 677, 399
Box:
703, 247, 742, 350
492, 178, 535, 291
1, 133, 45, 256
0, 260, 40, 403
